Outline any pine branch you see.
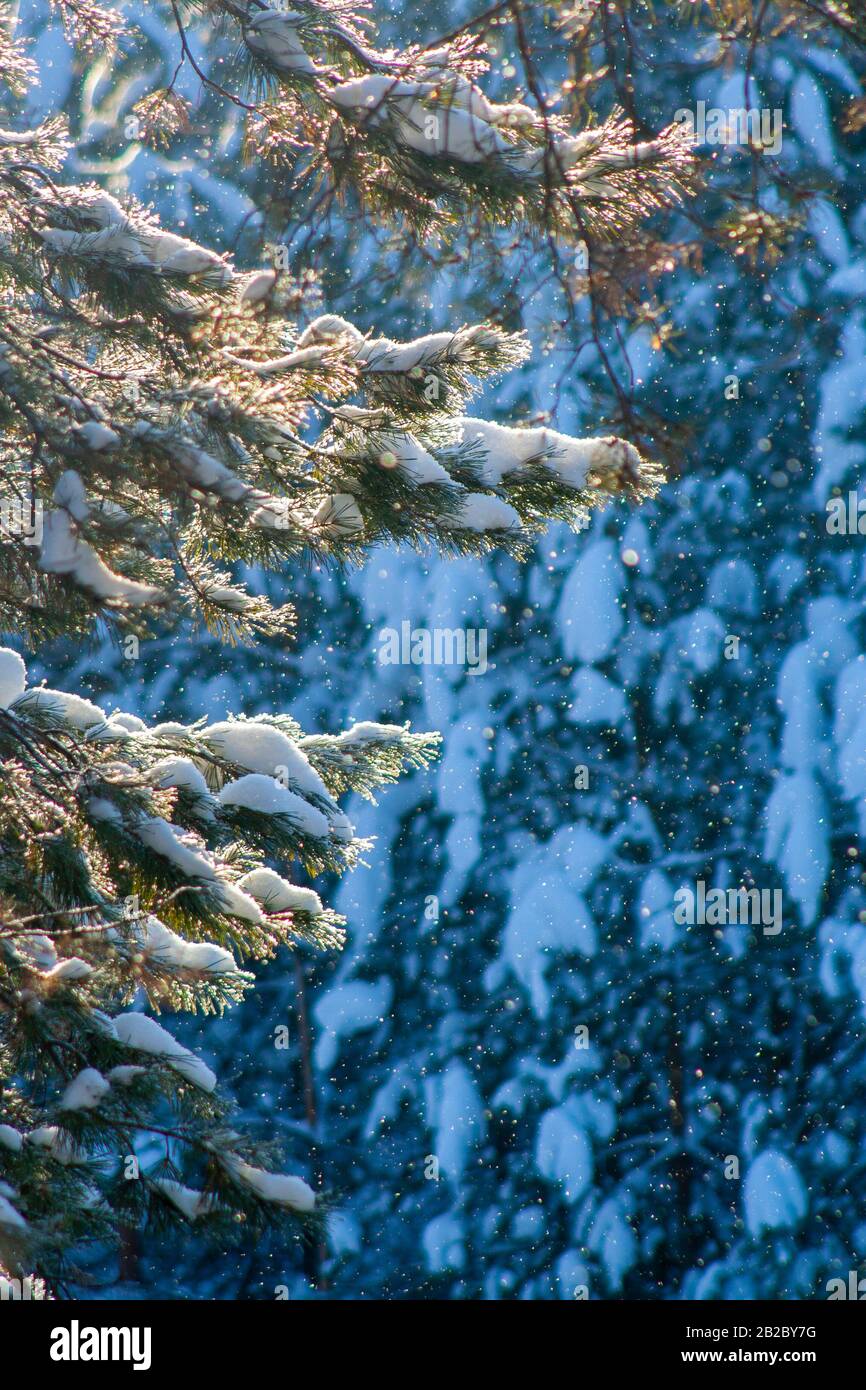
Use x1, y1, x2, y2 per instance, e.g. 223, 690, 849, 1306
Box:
0, 645, 438, 1280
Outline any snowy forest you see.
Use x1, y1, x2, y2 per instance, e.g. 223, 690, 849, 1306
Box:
1, 0, 866, 1305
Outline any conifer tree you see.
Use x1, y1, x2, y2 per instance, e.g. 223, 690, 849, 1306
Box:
0, 0, 688, 1292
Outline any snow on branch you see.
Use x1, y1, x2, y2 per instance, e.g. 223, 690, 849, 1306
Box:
0, 169, 665, 648
0, 644, 439, 1271
231, 4, 696, 237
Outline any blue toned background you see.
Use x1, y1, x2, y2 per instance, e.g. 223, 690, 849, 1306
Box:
20, 0, 866, 1298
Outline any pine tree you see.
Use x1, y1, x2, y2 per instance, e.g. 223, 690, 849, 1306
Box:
0, 0, 689, 1292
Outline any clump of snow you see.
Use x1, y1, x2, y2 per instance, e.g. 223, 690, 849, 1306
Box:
87, 797, 124, 825
139, 230, 232, 282
89, 720, 139, 745
152, 1179, 215, 1222
328, 810, 355, 843
74, 422, 119, 453
59, 1068, 110, 1112
681, 606, 726, 674
0, 1124, 23, 1151
131, 426, 252, 503
586, 1197, 637, 1291
107, 1065, 146, 1085
11, 933, 57, 971
334, 721, 402, 744
416, 52, 537, 130
0, 647, 26, 708
136, 817, 218, 880
243, 10, 319, 75
134, 816, 263, 924
375, 433, 452, 486
237, 867, 323, 916
0, 1194, 27, 1230
744, 1149, 807, 1235
487, 851, 597, 1017
25, 1126, 82, 1164
444, 493, 522, 532
139, 916, 238, 975
217, 774, 330, 838
567, 667, 627, 726
149, 721, 192, 741
249, 494, 303, 531
329, 75, 515, 164
213, 881, 265, 925
46, 956, 94, 983
53, 469, 90, 519
457, 417, 551, 484
313, 492, 364, 536
423, 1211, 466, 1273
14, 686, 107, 731
557, 539, 624, 665
26, 1126, 59, 1149
636, 869, 678, 951
110, 712, 147, 733
301, 318, 523, 381
314, 978, 392, 1070
227, 1157, 316, 1213
536, 1098, 593, 1202
39, 508, 163, 605
40, 189, 233, 286
457, 417, 643, 491
425, 1059, 485, 1183
113, 1012, 216, 1092
297, 314, 364, 349
240, 269, 276, 305
764, 771, 829, 925
148, 756, 214, 810
204, 720, 331, 801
